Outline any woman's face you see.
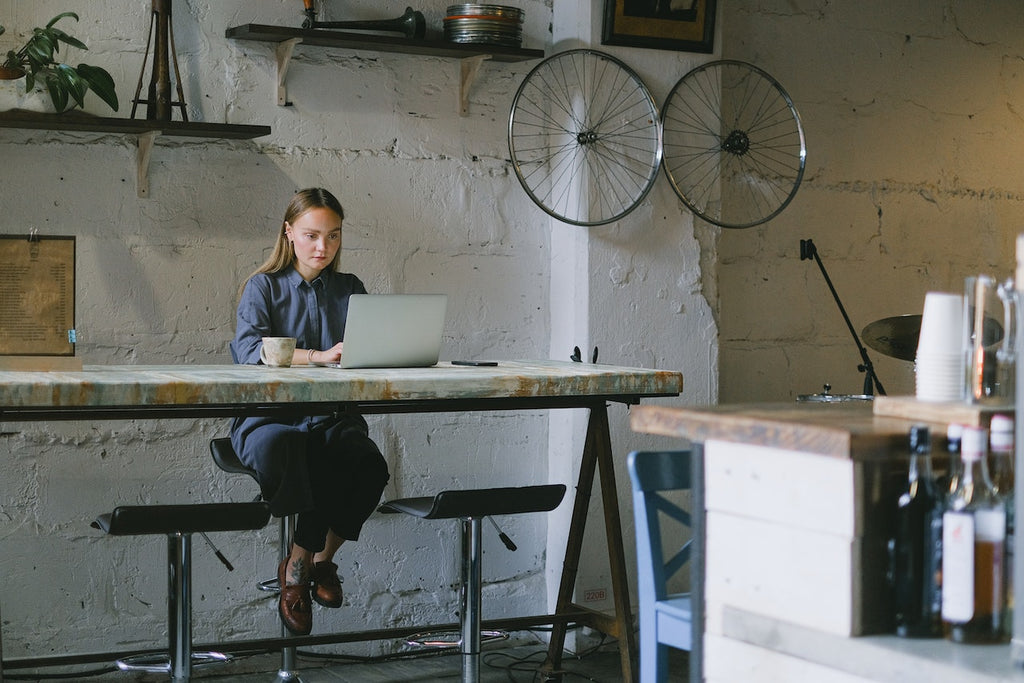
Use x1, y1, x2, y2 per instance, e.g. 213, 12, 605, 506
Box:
285, 207, 342, 281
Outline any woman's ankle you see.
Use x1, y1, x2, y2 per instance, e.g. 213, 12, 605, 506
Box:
286, 548, 313, 584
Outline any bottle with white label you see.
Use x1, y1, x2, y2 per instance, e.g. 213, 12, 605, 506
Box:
942, 425, 1009, 643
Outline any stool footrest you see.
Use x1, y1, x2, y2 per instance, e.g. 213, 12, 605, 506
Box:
405, 629, 508, 649
115, 651, 231, 673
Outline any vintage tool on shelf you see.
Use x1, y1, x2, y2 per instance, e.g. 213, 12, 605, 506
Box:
300, 1, 426, 39
800, 238, 886, 396
861, 315, 922, 362
131, 0, 188, 122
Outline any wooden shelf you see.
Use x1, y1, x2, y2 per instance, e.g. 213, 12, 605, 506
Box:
0, 110, 271, 197
226, 24, 544, 62
225, 23, 544, 114
0, 110, 270, 138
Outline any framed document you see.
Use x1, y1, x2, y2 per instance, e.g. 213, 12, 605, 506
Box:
0, 234, 77, 365
602, 0, 716, 53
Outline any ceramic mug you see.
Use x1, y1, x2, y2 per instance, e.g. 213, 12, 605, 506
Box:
260, 337, 296, 367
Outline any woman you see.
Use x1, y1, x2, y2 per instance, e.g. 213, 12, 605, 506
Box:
230, 188, 389, 636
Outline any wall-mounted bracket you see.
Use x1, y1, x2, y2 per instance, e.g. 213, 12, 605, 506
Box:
136, 130, 161, 198
275, 38, 303, 106
459, 54, 492, 117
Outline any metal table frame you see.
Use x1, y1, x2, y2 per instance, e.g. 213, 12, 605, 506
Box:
0, 364, 682, 682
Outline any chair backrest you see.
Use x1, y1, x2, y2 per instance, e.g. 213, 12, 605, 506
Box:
627, 450, 691, 601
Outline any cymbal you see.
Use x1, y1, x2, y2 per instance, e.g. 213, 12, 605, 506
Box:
861, 315, 921, 361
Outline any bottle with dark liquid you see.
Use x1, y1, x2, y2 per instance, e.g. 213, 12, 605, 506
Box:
942, 425, 1009, 643
892, 424, 943, 637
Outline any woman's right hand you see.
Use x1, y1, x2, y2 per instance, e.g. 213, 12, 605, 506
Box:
314, 342, 344, 364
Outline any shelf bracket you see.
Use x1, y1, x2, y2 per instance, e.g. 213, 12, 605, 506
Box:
459, 54, 491, 116
136, 130, 160, 198
276, 38, 303, 106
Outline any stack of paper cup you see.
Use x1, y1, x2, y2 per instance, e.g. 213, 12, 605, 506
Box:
915, 292, 965, 402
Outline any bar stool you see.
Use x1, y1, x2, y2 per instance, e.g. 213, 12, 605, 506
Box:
209, 437, 304, 682
92, 501, 271, 681
379, 484, 566, 683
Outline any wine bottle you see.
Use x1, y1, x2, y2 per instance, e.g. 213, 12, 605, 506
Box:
892, 424, 943, 637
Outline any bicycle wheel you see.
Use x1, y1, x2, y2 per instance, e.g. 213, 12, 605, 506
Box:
661, 60, 806, 229
508, 49, 662, 227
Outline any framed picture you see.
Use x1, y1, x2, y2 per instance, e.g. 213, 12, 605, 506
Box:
602, 0, 716, 53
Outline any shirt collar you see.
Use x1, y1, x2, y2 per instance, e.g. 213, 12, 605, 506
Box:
285, 265, 330, 289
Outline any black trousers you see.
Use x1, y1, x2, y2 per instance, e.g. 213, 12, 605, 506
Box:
232, 413, 389, 552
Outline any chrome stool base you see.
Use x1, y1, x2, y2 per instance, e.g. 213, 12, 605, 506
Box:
116, 651, 231, 674
405, 629, 508, 649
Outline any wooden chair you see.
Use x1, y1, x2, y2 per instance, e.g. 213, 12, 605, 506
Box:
627, 450, 693, 683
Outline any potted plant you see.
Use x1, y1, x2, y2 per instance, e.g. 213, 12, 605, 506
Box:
0, 12, 118, 113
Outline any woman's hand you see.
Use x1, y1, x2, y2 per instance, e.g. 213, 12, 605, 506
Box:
308, 342, 344, 365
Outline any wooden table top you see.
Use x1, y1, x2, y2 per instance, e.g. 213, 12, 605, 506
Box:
0, 360, 682, 412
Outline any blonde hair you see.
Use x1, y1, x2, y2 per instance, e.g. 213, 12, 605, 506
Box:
241, 188, 345, 293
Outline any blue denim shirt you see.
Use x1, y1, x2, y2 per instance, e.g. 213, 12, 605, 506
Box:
230, 267, 367, 364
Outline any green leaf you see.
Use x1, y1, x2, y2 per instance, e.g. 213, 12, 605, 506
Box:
49, 27, 88, 52
76, 63, 119, 111
26, 33, 57, 66
45, 13, 79, 30
54, 64, 88, 109
44, 74, 69, 112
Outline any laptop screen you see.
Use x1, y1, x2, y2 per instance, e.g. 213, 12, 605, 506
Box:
334, 294, 447, 369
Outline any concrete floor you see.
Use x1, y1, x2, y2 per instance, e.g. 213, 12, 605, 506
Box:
2, 641, 689, 682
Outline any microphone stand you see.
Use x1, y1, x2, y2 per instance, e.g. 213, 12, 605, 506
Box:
800, 239, 886, 396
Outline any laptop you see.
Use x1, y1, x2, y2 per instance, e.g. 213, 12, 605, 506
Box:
326, 294, 447, 369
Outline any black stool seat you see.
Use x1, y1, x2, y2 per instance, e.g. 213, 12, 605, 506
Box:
380, 483, 566, 683
380, 485, 566, 519
93, 502, 271, 536
210, 437, 256, 479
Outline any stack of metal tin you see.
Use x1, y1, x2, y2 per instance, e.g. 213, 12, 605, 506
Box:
443, 4, 524, 47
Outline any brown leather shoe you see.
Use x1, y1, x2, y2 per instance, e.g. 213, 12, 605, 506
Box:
311, 560, 344, 608
278, 558, 312, 635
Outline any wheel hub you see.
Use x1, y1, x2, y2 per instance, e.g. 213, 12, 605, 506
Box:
576, 130, 598, 145
721, 129, 750, 156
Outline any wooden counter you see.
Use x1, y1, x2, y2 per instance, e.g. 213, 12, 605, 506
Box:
631, 401, 906, 458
